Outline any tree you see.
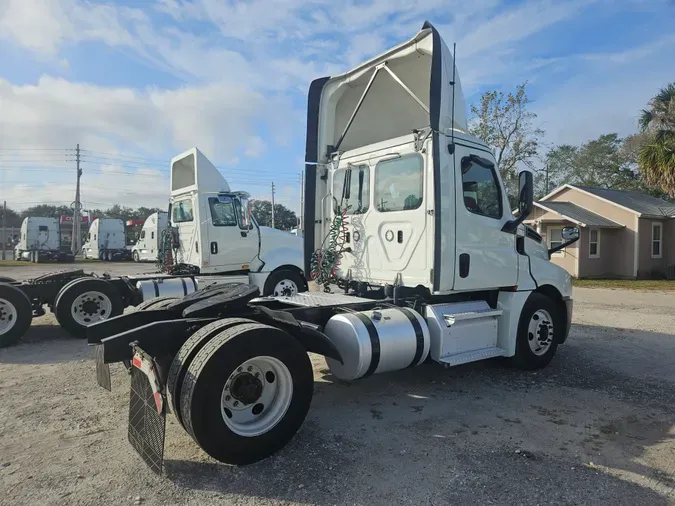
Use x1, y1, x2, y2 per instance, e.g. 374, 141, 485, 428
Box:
543, 133, 671, 199
21, 205, 71, 219
251, 200, 297, 230
638, 82, 675, 196
0, 206, 22, 227
469, 82, 544, 204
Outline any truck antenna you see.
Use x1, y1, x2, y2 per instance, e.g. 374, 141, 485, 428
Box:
449, 42, 457, 154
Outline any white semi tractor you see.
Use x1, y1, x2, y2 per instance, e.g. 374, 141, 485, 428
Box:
131, 211, 169, 262
86, 22, 580, 474
13, 217, 75, 263
82, 218, 131, 261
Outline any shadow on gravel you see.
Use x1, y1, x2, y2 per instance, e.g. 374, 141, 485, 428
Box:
161, 322, 674, 504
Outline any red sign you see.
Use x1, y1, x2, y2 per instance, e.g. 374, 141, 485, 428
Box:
126, 219, 145, 227
60, 215, 90, 224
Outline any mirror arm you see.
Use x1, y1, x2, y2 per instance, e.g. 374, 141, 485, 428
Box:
548, 236, 580, 256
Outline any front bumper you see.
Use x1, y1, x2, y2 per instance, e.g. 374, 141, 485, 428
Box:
562, 296, 573, 343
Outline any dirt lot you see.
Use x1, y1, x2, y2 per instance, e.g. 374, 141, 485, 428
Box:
1, 278, 674, 505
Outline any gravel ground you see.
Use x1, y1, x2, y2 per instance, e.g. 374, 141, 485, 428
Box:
0, 281, 674, 505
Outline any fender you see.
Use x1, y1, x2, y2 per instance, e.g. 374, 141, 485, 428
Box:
256, 246, 305, 273
529, 255, 573, 298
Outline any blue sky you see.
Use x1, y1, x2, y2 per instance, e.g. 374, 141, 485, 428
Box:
1, 0, 674, 213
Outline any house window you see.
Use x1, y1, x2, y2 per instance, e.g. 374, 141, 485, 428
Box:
589, 228, 600, 258
548, 227, 564, 256
652, 222, 662, 258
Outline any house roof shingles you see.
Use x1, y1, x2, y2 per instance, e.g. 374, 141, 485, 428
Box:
536, 201, 623, 228
573, 185, 675, 217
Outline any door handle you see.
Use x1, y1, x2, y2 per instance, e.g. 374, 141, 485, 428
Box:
240, 231, 248, 238
211, 242, 218, 254
459, 253, 470, 278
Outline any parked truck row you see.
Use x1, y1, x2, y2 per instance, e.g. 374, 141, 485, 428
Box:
0, 147, 308, 347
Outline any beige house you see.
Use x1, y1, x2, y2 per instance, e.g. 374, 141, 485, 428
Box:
525, 184, 675, 279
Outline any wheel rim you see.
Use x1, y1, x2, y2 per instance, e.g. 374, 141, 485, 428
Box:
71, 291, 113, 326
221, 356, 293, 437
527, 309, 554, 356
273, 279, 298, 297
0, 298, 18, 336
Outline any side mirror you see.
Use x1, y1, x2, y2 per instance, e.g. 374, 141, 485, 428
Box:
518, 170, 534, 218
562, 226, 579, 241
501, 170, 534, 233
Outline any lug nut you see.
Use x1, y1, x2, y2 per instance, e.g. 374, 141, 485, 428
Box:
225, 395, 231, 401
237, 367, 242, 372
247, 366, 253, 372
233, 401, 239, 407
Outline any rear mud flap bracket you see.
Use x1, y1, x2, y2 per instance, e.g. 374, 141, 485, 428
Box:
95, 345, 111, 391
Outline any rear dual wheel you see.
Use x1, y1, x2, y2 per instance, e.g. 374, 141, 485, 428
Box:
177, 322, 313, 465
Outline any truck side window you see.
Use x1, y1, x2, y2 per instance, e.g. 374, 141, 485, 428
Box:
208, 197, 237, 227
333, 166, 370, 215
172, 199, 194, 223
461, 158, 502, 219
374, 155, 423, 212
140, 230, 146, 239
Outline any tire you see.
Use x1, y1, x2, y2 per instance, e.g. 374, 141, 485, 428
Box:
54, 278, 124, 338
98, 249, 106, 261
262, 269, 307, 297
180, 323, 313, 465
0, 284, 33, 348
167, 318, 253, 428
134, 296, 178, 311
511, 293, 562, 370
133, 251, 140, 262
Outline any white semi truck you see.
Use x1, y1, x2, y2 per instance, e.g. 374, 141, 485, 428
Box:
13, 217, 74, 263
82, 218, 131, 261
131, 211, 169, 262
84, 22, 581, 474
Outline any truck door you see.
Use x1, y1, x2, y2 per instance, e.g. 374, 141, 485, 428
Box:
171, 196, 198, 266
452, 145, 518, 290
206, 195, 258, 272
334, 142, 430, 287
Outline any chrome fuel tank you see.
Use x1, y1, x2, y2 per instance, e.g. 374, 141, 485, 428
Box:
323, 306, 430, 381
136, 277, 198, 302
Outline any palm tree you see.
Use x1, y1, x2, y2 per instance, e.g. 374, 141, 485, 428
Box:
638, 83, 675, 196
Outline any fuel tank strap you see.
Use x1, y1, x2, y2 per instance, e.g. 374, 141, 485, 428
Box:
397, 307, 425, 368
353, 312, 380, 377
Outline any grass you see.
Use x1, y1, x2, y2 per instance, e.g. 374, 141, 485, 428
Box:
573, 279, 675, 290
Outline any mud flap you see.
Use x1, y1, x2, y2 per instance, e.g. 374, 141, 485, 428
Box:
95, 345, 111, 391
128, 365, 166, 474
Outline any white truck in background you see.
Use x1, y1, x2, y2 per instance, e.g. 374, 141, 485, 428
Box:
82, 218, 131, 261
168, 147, 307, 297
131, 211, 169, 262
13, 217, 74, 263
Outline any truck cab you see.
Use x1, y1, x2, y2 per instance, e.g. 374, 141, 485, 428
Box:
305, 22, 573, 298
83, 218, 129, 261
169, 148, 306, 295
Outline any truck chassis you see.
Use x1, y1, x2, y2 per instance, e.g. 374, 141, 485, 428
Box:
88, 281, 571, 474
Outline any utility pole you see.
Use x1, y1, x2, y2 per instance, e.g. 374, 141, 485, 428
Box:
271, 182, 276, 229
545, 163, 550, 194
71, 144, 82, 255
299, 171, 304, 232
1, 201, 6, 260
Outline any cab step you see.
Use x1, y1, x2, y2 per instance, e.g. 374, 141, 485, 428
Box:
437, 346, 507, 366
